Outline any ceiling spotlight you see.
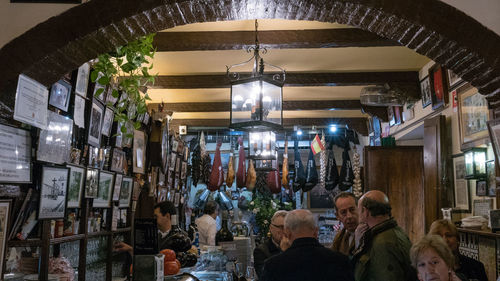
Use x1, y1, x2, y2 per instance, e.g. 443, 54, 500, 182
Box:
329, 125, 337, 133
296, 129, 303, 136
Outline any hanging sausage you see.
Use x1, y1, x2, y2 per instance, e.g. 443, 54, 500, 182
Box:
339, 144, 354, 191
208, 140, 224, 191
325, 144, 340, 190
319, 133, 326, 189
292, 139, 306, 192
236, 137, 246, 188
281, 139, 289, 189
267, 160, 281, 194
246, 159, 257, 190
190, 138, 201, 187
226, 153, 235, 187
303, 147, 318, 192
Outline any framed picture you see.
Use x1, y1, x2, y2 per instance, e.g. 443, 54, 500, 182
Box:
458, 87, 489, 150
49, 79, 72, 112
105, 87, 119, 107
487, 118, 500, 164
486, 160, 497, 197
452, 154, 470, 211
119, 176, 133, 207
39, 166, 69, 219
94, 171, 114, 207
115, 121, 134, 148
0, 200, 11, 278
75, 62, 90, 97
388, 106, 395, 126
88, 99, 104, 147
394, 106, 402, 125
429, 64, 448, 110
447, 69, 465, 90
111, 148, 126, 173
92, 72, 106, 103
420, 76, 432, 108
473, 198, 494, 218
73, 94, 86, 129
101, 107, 114, 137
14, 74, 49, 129
0, 123, 32, 183
37, 111, 73, 164
66, 165, 85, 208
85, 168, 99, 198
133, 130, 146, 174
476, 180, 487, 196
113, 173, 123, 201
161, 121, 169, 173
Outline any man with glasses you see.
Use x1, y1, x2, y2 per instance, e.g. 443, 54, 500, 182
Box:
331, 192, 359, 256
254, 210, 288, 278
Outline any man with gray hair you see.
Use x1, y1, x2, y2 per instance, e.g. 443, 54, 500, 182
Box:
261, 209, 354, 281
254, 210, 288, 278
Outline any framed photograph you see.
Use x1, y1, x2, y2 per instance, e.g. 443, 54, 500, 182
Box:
486, 160, 497, 197
94, 171, 114, 208
14, 74, 49, 129
92, 72, 106, 103
101, 107, 114, 137
420, 76, 432, 108
452, 154, 470, 211
73, 94, 86, 129
487, 118, 500, 164
88, 99, 104, 147
66, 165, 85, 208
473, 198, 494, 218
37, 111, 73, 164
458, 87, 489, 150
161, 121, 169, 173
85, 168, 99, 198
111, 148, 126, 173
105, 87, 119, 107
133, 130, 146, 174
119, 176, 133, 207
169, 152, 177, 171
0, 200, 11, 278
75, 62, 90, 97
49, 79, 72, 112
115, 121, 134, 148
143, 112, 150, 125
113, 173, 123, 201
476, 180, 487, 196
388, 106, 396, 126
0, 123, 31, 183
39, 166, 69, 219
429, 64, 449, 110
447, 69, 464, 91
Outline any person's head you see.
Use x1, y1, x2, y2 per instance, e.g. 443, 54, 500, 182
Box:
334, 192, 359, 232
357, 190, 391, 227
204, 200, 219, 219
269, 210, 288, 244
429, 219, 459, 255
410, 235, 455, 281
283, 209, 318, 244
153, 201, 176, 232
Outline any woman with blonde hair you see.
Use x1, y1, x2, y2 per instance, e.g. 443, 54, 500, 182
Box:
410, 235, 466, 281
429, 219, 487, 281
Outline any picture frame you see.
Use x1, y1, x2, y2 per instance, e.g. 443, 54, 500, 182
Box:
14, 74, 49, 129
105, 87, 119, 107
133, 130, 146, 174
388, 106, 396, 126
452, 154, 470, 212
119, 176, 133, 207
447, 69, 465, 91
66, 164, 85, 208
473, 198, 494, 219
0, 200, 11, 279
94, 171, 114, 208
49, 79, 72, 112
475, 180, 487, 196
420, 76, 432, 108
458, 87, 489, 150
88, 99, 104, 147
39, 166, 69, 219
92, 72, 106, 103
161, 120, 169, 173
73, 94, 86, 129
486, 160, 497, 197
394, 106, 402, 125
0, 123, 32, 183
111, 148, 126, 173
37, 111, 73, 164
487, 118, 500, 164
75, 62, 90, 97
113, 173, 123, 201
429, 64, 449, 110
85, 168, 99, 198
101, 107, 114, 137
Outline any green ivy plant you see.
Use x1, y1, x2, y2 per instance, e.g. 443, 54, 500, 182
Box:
90, 33, 157, 137
248, 192, 293, 240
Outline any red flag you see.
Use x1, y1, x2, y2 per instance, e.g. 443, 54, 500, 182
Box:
310, 134, 325, 155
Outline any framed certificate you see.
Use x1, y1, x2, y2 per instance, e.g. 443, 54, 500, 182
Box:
14, 74, 49, 129
0, 123, 31, 183
88, 99, 104, 147
37, 111, 73, 164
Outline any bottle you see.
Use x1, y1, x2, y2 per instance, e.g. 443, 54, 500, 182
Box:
164, 214, 192, 253
187, 214, 200, 254
216, 211, 234, 245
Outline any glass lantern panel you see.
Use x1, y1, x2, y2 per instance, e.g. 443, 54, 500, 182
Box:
465, 151, 474, 177
249, 131, 276, 159
474, 150, 486, 174
261, 80, 282, 125
231, 81, 260, 124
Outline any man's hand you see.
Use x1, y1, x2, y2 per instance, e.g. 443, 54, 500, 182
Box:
114, 241, 133, 255
354, 222, 369, 249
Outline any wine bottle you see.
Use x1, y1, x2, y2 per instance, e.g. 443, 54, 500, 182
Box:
164, 214, 192, 253
216, 211, 234, 245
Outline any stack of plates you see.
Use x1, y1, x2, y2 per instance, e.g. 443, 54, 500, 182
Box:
461, 216, 488, 229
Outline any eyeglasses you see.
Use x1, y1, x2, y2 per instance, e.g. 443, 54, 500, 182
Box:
271, 224, 284, 230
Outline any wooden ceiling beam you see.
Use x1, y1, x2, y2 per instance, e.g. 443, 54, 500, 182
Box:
153, 29, 400, 51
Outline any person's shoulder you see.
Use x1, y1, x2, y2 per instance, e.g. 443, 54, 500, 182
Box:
458, 254, 485, 267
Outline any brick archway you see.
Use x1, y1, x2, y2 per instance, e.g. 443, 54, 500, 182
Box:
0, 0, 499, 109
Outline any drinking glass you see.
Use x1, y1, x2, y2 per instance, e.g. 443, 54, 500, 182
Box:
235, 262, 244, 279
245, 266, 257, 281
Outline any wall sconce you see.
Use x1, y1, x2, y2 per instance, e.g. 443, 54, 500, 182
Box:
464, 147, 487, 179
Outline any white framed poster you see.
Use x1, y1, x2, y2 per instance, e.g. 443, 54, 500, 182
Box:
37, 111, 73, 164
73, 94, 86, 129
0, 200, 11, 279
66, 164, 85, 208
0, 123, 31, 183
113, 173, 123, 201
48, 79, 72, 112
133, 130, 146, 174
85, 168, 99, 198
88, 99, 104, 147
75, 62, 90, 97
101, 107, 114, 137
119, 176, 133, 207
94, 171, 114, 208
14, 74, 49, 129
39, 166, 69, 219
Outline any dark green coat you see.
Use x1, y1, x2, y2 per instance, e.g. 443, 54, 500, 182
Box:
352, 218, 418, 281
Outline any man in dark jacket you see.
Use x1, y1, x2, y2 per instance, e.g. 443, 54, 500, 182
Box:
331, 192, 359, 256
352, 190, 418, 281
254, 210, 287, 278
260, 209, 354, 281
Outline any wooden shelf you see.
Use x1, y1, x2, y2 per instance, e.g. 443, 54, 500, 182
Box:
457, 227, 500, 238
87, 231, 112, 238
8, 239, 42, 247
50, 234, 85, 245
112, 227, 131, 234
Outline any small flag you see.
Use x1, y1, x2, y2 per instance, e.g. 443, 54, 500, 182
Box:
310, 134, 325, 155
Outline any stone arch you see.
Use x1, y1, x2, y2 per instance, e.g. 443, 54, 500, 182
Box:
0, 0, 499, 108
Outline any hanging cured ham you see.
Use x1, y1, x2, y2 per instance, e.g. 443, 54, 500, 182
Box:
236, 137, 246, 188
339, 144, 354, 191
226, 153, 235, 187
191, 138, 201, 187
325, 144, 340, 190
200, 132, 212, 185
292, 139, 306, 192
319, 133, 326, 189
303, 147, 318, 192
246, 159, 257, 190
208, 140, 224, 191
281, 139, 289, 189
267, 161, 281, 194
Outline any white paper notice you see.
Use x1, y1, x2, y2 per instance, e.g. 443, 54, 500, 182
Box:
14, 74, 48, 129
0, 124, 31, 183
74, 94, 86, 128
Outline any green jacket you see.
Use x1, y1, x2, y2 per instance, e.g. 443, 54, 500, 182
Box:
352, 218, 417, 281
